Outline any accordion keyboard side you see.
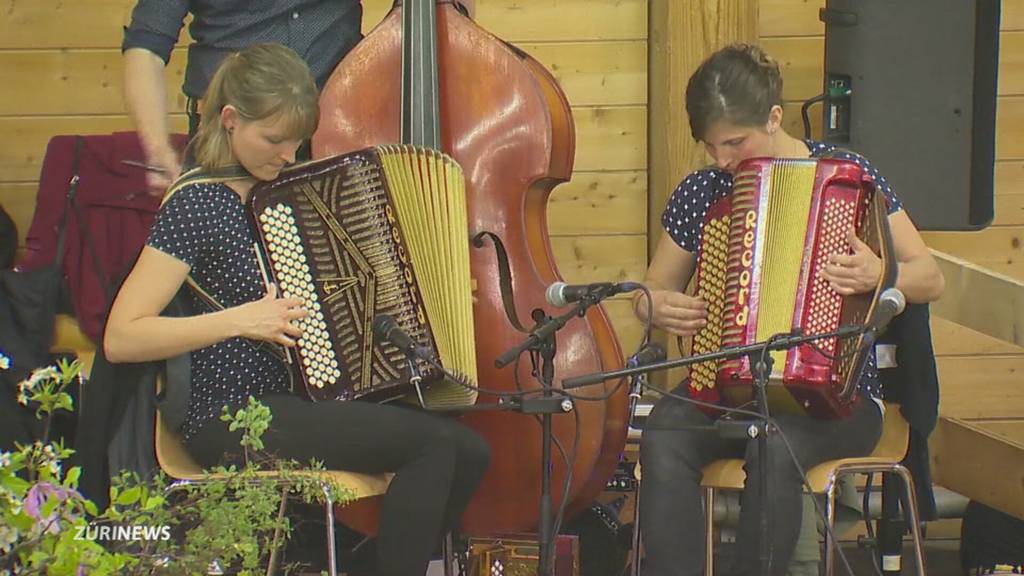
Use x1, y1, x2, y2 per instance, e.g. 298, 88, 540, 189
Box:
250, 150, 440, 403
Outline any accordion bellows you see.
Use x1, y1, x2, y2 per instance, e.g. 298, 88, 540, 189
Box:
688, 157, 895, 418
249, 145, 478, 407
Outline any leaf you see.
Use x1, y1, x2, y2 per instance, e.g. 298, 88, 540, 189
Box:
64, 466, 81, 487
115, 486, 141, 506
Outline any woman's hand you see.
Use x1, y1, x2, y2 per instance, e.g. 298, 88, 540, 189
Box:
821, 228, 881, 296
233, 284, 308, 346
638, 289, 708, 337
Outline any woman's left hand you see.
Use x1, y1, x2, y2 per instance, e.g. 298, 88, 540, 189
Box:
820, 228, 881, 296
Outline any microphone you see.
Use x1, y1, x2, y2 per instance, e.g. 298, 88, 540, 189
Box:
545, 281, 642, 308
372, 314, 430, 360
867, 287, 906, 336
627, 342, 666, 427
628, 342, 666, 369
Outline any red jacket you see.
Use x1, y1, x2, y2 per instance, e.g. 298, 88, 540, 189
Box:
19, 132, 188, 342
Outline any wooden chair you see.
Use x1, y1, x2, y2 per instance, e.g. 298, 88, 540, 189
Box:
699, 402, 926, 576
630, 402, 926, 576
153, 374, 393, 576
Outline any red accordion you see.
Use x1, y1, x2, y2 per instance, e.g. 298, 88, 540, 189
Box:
688, 157, 896, 419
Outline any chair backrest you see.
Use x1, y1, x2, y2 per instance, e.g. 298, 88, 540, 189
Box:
153, 373, 206, 481
869, 402, 911, 461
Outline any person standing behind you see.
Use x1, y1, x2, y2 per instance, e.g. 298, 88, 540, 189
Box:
122, 1, 476, 194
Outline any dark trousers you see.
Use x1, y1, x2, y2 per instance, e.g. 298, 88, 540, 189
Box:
638, 388, 882, 576
187, 394, 491, 576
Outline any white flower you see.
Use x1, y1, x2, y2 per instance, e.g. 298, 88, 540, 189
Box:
27, 366, 59, 388
16, 392, 28, 406
0, 350, 10, 370
0, 452, 11, 467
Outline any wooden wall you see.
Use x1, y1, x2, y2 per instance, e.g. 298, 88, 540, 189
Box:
0, 0, 651, 354
758, 0, 1024, 438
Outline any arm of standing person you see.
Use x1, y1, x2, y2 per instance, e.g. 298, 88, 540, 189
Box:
633, 232, 709, 337
122, 0, 190, 193
104, 247, 307, 363
124, 48, 182, 192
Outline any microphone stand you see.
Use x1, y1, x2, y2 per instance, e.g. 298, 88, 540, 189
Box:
564, 323, 868, 576
494, 287, 615, 576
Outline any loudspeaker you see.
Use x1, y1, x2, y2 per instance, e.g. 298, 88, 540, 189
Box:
821, 0, 1000, 230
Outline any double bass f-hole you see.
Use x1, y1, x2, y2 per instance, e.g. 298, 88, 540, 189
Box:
472, 230, 529, 334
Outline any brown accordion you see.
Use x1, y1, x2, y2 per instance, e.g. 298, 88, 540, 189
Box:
688, 157, 896, 419
247, 145, 478, 407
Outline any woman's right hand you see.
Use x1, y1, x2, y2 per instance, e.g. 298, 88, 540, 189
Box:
639, 289, 708, 337
233, 284, 308, 346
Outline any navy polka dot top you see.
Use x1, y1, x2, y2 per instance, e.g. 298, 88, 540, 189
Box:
148, 182, 292, 440
661, 140, 903, 402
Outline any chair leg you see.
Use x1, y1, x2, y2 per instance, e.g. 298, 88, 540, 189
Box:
704, 487, 714, 576
892, 466, 927, 576
631, 487, 643, 576
822, 475, 839, 576
322, 484, 338, 576
443, 531, 455, 576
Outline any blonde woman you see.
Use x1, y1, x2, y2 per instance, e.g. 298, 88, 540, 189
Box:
106, 44, 489, 576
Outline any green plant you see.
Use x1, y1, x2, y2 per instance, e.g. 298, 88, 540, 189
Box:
0, 359, 353, 575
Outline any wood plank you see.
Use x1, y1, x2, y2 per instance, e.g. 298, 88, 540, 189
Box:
993, 161, 1024, 226
0, 42, 646, 115
760, 0, 1023, 36
2, 0, 647, 49
549, 234, 647, 287
363, 0, 649, 42
368, 0, 650, 41
1007, 0, 1024, 31
572, 106, 647, 172
520, 41, 647, 107
929, 250, 1024, 347
760, 0, 824, 38
761, 37, 823, 101
923, 229, 1024, 281
930, 416, 1024, 520
997, 96, 1024, 160
473, 0, 648, 43
0, 183, 38, 245
1001, 31, 1024, 96
0, 49, 188, 116
967, 419, 1024, 445
937, 356, 1024, 419
547, 171, 647, 236
0, 107, 639, 183
0, 0, 136, 49
994, 193, 1024, 227
931, 316, 1024, 356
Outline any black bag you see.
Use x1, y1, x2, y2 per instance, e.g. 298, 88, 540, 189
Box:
0, 204, 16, 270
0, 140, 83, 452
961, 500, 1024, 575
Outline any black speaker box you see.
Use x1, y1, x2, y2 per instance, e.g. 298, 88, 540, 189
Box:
821, 0, 1001, 230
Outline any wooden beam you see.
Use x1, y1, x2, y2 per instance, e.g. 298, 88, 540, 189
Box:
930, 249, 1024, 347
930, 416, 1024, 520
647, 0, 757, 385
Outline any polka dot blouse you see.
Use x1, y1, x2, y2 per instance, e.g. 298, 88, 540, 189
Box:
661, 140, 904, 402
147, 183, 292, 440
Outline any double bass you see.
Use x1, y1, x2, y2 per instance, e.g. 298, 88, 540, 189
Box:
311, 0, 628, 535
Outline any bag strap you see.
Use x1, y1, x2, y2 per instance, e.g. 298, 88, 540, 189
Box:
49, 137, 84, 268
65, 136, 117, 300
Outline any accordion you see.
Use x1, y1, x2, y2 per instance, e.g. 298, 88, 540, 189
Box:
688, 157, 896, 419
248, 145, 478, 408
